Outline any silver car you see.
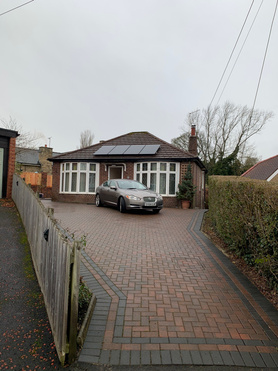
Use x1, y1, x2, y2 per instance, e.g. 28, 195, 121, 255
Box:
95, 179, 163, 213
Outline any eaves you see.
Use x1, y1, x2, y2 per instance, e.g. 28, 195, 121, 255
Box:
52, 156, 207, 172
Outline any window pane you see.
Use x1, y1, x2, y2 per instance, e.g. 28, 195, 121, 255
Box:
65, 173, 69, 192
151, 163, 157, 171
142, 173, 148, 186
159, 173, 166, 194
136, 173, 140, 182
90, 163, 96, 171
79, 173, 86, 192
80, 163, 87, 171
72, 163, 77, 171
160, 163, 166, 171
150, 173, 157, 191
66, 163, 70, 171
137, 163, 140, 171
62, 173, 64, 191
62, 163, 65, 171
142, 163, 148, 171
170, 163, 176, 172
169, 173, 176, 195
89, 173, 95, 192
71, 173, 77, 192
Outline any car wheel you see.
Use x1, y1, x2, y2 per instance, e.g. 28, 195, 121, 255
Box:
118, 197, 126, 213
153, 209, 160, 214
95, 194, 102, 207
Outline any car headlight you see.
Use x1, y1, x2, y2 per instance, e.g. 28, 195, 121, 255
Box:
126, 195, 141, 201
156, 194, 163, 200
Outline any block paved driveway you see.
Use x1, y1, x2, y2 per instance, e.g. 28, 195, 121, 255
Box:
43, 201, 278, 368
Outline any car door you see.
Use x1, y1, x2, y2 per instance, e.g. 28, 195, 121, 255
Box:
106, 180, 118, 206
99, 181, 110, 204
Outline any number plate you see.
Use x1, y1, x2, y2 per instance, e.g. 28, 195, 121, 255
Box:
145, 202, 156, 207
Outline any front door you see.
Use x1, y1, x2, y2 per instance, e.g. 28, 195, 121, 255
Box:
109, 166, 123, 180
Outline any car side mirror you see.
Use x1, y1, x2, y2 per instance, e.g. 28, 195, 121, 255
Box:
110, 186, 117, 190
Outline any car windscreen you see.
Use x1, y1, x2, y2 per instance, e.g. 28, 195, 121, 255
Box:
117, 180, 147, 190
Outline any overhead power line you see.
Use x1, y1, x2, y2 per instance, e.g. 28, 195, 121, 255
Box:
209, 0, 255, 107
250, 0, 278, 113
0, 0, 34, 17
216, 0, 264, 106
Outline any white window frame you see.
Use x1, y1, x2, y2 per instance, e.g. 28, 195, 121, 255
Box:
60, 162, 99, 194
134, 162, 179, 196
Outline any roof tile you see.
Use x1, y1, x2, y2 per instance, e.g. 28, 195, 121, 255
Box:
241, 155, 278, 180
51, 131, 197, 161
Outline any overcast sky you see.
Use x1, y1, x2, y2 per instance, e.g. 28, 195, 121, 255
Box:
1, 0, 277, 160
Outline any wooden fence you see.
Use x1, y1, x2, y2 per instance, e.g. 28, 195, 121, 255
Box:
20, 171, 52, 187
12, 174, 80, 365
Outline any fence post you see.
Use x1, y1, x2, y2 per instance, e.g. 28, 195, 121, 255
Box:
68, 242, 81, 364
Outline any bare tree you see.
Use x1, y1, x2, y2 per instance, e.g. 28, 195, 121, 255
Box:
79, 130, 94, 148
172, 101, 273, 174
1, 116, 45, 149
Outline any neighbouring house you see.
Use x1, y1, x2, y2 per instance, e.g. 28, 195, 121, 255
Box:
15, 145, 61, 199
50, 128, 207, 208
0, 127, 19, 198
16, 145, 61, 174
241, 155, 278, 182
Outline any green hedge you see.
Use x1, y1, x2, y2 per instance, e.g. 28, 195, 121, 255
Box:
207, 176, 278, 290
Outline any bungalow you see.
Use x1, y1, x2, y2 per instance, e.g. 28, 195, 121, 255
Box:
50, 128, 206, 208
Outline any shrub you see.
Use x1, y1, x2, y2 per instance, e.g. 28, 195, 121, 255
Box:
78, 277, 92, 323
207, 176, 278, 290
176, 164, 196, 202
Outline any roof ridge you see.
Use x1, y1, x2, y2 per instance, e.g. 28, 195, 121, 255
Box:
100, 131, 151, 145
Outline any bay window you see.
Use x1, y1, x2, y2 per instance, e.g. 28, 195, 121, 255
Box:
60, 162, 98, 193
135, 162, 179, 196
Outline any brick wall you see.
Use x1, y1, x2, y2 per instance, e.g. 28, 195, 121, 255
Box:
52, 162, 60, 201
99, 163, 134, 184
179, 161, 205, 209
163, 197, 178, 208
18, 164, 40, 173
30, 185, 52, 199
6, 137, 16, 198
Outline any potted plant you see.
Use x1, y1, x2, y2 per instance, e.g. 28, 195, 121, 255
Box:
176, 164, 196, 209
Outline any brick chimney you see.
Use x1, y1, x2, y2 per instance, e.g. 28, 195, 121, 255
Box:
188, 124, 198, 156
39, 145, 53, 174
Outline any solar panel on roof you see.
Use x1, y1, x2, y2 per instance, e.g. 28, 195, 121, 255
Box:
94, 146, 115, 155
139, 144, 160, 155
94, 144, 160, 156
124, 145, 145, 155
109, 145, 130, 155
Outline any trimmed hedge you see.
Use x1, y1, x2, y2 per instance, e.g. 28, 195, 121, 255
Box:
207, 176, 278, 291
